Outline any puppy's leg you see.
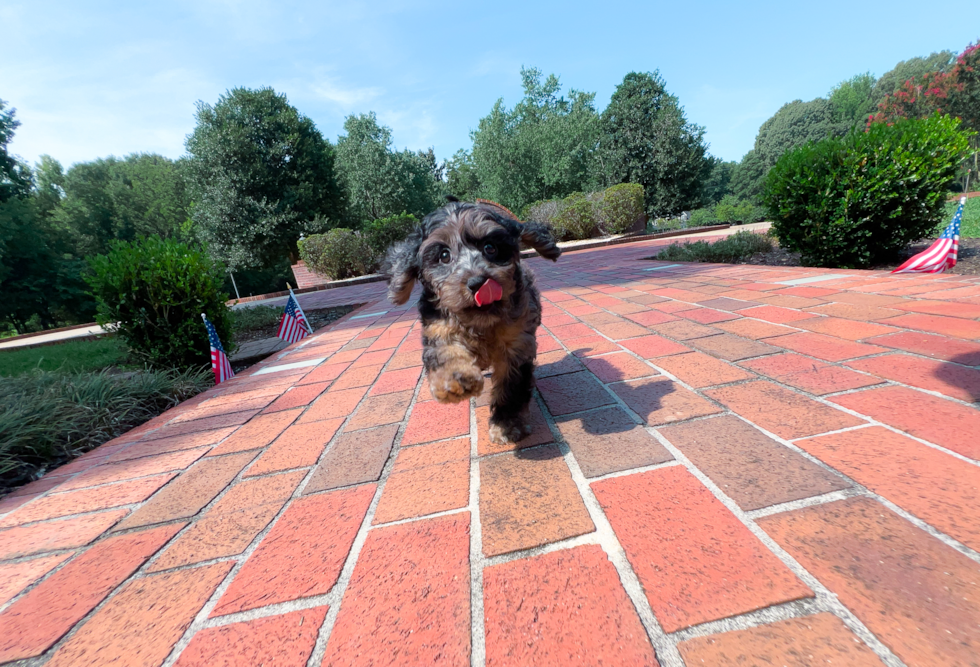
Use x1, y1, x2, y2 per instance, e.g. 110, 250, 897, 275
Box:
423, 323, 484, 403
489, 351, 535, 445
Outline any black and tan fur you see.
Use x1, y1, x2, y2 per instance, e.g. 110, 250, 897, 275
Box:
383, 199, 561, 444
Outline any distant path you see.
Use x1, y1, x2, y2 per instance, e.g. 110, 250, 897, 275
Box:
0, 223, 772, 351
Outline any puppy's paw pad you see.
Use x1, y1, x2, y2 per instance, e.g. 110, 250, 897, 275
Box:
488, 420, 529, 445
429, 367, 484, 403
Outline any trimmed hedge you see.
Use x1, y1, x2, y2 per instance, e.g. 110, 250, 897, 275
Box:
763, 114, 971, 268
299, 228, 376, 280
525, 183, 646, 241
363, 213, 418, 256
656, 230, 773, 263
86, 237, 234, 371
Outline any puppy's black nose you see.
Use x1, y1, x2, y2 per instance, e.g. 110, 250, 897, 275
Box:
467, 276, 486, 293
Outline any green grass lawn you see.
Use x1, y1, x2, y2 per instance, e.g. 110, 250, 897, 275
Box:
0, 336, 131, 377
942, 196, 980, 237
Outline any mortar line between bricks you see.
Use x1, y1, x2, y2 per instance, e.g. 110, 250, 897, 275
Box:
645, 409, 908, 667
0, 544, 86, 617
744, 488, 867, 519
154, 316, 425, 667
303, 325, 430, 667
584, 459, 683, 484
481, 531, 603, 569
528, 391, 686, 667
467, 396, 487, 667
666, 597, 826, 644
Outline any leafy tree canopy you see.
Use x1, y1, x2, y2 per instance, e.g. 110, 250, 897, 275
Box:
185, 87, 344, 270
335, 112, 445, 224
0, 100, 31, 204
596, 71, 711, 217
466, 68, 600, 212
873, 50, 955, 101
702, 158, 737, 206
829, 72, 877, 126
47, 153, 192, 258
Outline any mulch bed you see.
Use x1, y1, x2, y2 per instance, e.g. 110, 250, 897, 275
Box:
740, 238, 980, 275
234, 305, 359, 345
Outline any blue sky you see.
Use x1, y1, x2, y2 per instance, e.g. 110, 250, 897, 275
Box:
2, 0, 976, 169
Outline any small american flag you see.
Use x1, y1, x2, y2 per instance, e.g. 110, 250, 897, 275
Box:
202, 313, 234, 384
276, 289, 312, 343
892, 197, 964, 274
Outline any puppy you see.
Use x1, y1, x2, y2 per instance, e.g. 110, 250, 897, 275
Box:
384, 199, 561, 444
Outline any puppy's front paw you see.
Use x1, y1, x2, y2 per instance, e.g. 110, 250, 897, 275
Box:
488, 417, 532, 445
429, 365, 485, 403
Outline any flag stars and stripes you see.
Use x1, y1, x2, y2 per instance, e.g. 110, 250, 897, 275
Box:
892, 197, 964, 274
277, 289, 313, 344
202, 313, 234, 384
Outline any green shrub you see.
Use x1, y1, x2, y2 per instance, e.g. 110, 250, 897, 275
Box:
549, 193, 598, 241
764, 114, 971, 268
713, 195, 757, 223
0, 366, 209, 489
656, 230, 773, 263
591, 183, 645, 234
941, 196, 979, 238
688, 208, 719, 226
299, 228, 376, 280
86, 237, 234, 370
363, 213, 418, 256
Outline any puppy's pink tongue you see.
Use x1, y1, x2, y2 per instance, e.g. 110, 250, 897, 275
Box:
474, 278, 503, 307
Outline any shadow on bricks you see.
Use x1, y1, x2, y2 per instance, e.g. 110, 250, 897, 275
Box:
938, 352, 980, 401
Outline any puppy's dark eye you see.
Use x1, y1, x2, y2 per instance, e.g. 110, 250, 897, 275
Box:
483, 242, 497, 258
439, 248, 452, 264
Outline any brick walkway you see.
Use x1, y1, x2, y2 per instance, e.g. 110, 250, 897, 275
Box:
1, 237, 979, 667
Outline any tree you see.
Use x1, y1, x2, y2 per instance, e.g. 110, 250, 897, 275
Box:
185, 87, 344, 270
873, 50, 955, 102
335, 112, 445, 223
446, 149, 480, 201
702, 158, 737, 206
468, 68, 600, 212
829, 72, 877, 126
47, 154, 192, 258
0, 100, 30, 204
595, 71, 711, 217
728, 149, 768, 202
754, 98, 841, 169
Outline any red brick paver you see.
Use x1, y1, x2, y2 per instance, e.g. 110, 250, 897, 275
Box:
3, 247, 979, 665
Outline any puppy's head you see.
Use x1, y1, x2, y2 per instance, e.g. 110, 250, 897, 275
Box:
383, 200, 560, 312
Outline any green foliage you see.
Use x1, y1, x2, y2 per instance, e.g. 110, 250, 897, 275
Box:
0, 336, 130, 377
687, 208, 719, 226
592, 183, 645, 234
595, 71, 711, 217
49, 154, 193, 258
467, 68, 600, 213
874, 51, 956, 101
362, 213, 418, 256
550, 193, 598, 241
942, 197, 980, 238
0, 100, 31, 204
185, 87, 344, 270
86, 236, 234, 370
755, 98, 843, 169
446, 149, 480, 201
655, 230, 773, 263
335, 113, 445, 223
829, 72, 877, 126
713, 195, 758, 223
702, 158, 737, 206
764, 115, 970, 268
728, 149, 768, 202
299, 228, 376, 280
0, 366, 209, 489
525, 183, 646, 240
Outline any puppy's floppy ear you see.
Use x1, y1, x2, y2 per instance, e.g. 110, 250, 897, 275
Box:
520, 221, 562, 261
383, 228, 423, 304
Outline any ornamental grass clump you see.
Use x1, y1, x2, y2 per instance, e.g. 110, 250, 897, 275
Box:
656, 230, 773, 263
763, 114, 971, 268
0, 366, 210, 492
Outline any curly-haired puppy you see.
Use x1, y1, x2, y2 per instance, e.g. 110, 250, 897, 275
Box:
384, 199, 561, 444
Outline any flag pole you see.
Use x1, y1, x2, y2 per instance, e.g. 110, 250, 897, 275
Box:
287, 283, 314, 334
